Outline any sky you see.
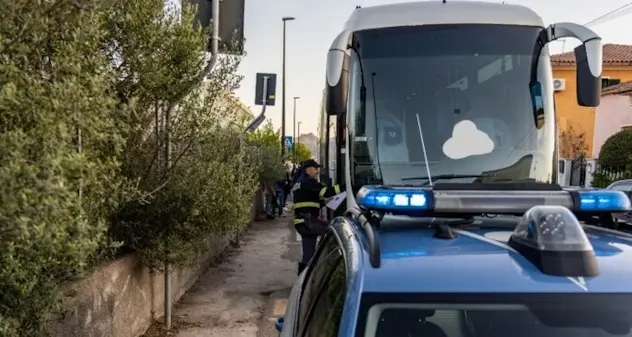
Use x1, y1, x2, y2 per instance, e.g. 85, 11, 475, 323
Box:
233, 0, 632, 137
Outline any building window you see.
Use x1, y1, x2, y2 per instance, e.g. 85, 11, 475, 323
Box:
602, 78, 621, 88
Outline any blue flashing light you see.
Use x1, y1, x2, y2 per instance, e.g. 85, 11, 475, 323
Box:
382, 250, 428, 259
578, 190, 631, 212
356, 186, 430, 211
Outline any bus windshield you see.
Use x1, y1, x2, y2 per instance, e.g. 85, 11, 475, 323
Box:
348, 24, 555, 187
357, 293, 632, 337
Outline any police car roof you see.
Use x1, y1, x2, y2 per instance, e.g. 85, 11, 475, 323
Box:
354, 216, 632, 294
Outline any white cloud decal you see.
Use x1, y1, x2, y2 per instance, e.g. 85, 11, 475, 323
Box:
442, 120, 494, 160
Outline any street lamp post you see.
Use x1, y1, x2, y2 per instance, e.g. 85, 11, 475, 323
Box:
281, 16, 295, 160
297, 121, 302, 160
292, 96, 300, 161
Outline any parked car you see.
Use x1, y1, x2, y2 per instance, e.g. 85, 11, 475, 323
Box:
606, 179, 632, 224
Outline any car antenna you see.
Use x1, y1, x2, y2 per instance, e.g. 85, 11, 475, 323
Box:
415, 114, 433, 186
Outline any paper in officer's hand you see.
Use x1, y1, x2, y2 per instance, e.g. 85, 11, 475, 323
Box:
326, 191, 347, 210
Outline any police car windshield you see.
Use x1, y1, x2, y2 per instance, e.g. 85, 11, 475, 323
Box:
357, 293, 632, 337
349, 24, 555, 187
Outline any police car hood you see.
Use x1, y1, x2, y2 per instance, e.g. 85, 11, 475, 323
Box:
362, 219, 632, 294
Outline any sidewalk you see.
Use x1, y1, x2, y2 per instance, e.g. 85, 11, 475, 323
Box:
142, 214, 299, 337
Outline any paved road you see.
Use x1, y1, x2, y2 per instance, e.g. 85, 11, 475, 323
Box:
142, 212, 300, 337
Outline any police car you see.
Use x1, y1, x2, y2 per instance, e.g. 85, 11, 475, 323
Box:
275, 186, 632, 337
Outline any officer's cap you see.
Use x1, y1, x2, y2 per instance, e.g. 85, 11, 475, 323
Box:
302, 159, 320, 169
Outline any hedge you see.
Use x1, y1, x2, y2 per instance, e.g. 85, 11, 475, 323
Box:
592, 129, 632, 187
0, 0, 283, 335
598, 129, 632, 172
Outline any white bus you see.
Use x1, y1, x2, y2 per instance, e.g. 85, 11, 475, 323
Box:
318, 0, 602, 217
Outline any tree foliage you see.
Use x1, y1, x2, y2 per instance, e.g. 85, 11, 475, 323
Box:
559, 124, 588, 159
106, 0, 254, 270
289, 142, 313, 163
598, 129, 632, 171
0, 0, 129, 335
247, 120, 285, 185
0, 0, 271, 335
592, 130, 632, 187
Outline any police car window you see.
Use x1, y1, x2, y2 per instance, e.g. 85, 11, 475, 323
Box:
362, 303, 632, 337
298, 234, 340, 328
303, 254, 346, 337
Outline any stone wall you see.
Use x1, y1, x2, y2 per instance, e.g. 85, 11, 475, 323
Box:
49, 190, 263, 337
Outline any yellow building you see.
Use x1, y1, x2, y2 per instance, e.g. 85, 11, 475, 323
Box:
552, 44, 632, 157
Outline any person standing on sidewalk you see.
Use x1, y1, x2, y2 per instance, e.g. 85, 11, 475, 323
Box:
274, 178, 287, 217
292, 159, 343, 275
265, 180, 278, 220
292, 162, 304, 183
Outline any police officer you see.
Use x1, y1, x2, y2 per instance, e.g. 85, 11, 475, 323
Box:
292, 159, 342, 275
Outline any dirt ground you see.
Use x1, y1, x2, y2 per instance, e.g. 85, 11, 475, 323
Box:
141, 214, 300, 337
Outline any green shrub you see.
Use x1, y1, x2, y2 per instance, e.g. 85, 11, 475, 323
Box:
103, 0, 255, 269
247, 121, 286, 186
1, 0, 270, 334
0, 0, 128, 335
598, 129, 632, 171
111, 126, 258, 268
591, 172, 614, 188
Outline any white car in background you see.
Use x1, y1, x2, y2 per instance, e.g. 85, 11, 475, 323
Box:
606, 179, 632, 224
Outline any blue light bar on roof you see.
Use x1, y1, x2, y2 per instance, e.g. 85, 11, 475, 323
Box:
356, 186, 429, 210
578, 190, 631, 212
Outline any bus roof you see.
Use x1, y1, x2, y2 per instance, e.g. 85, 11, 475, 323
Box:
343, 1, 544, 32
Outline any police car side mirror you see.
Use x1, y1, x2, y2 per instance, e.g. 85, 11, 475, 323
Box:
275, 316, 284, 332
326, 31, 352, 116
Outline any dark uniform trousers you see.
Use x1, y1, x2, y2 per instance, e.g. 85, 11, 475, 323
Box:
292, 175, 342, 275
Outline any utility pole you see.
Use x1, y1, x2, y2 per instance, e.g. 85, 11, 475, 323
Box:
281, 16, 295, 159
297, 121, 302, 159
292, 96, 300, 161
163, 102, 172, 329
162, 0, 221, 330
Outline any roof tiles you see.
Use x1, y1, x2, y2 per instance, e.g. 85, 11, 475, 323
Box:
602, 80, 632, 96
551, 44, 632, 66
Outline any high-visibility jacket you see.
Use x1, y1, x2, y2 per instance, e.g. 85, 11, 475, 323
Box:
292, 174, 341, 226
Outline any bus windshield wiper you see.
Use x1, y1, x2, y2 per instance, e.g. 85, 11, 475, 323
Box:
401, 174, 494, 186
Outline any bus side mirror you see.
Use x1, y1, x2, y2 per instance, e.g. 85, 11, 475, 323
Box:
574, 41, 601, 107
546, 23, 602, 107
326, 31, 352, 116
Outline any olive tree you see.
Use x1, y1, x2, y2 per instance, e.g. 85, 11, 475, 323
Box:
0, 0, 128, 335
104, 0, 255, 268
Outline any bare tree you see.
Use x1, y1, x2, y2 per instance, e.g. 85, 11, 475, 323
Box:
559, 124, 588, 159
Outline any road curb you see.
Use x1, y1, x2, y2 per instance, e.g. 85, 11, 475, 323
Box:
256, 289, 291, 337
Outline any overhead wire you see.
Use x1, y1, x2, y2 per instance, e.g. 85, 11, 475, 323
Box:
585, 1, 632, 27
561, 1, 632, 52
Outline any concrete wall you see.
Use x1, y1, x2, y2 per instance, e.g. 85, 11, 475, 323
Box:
49, 190, 264, 337
592, 94, 632, 158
